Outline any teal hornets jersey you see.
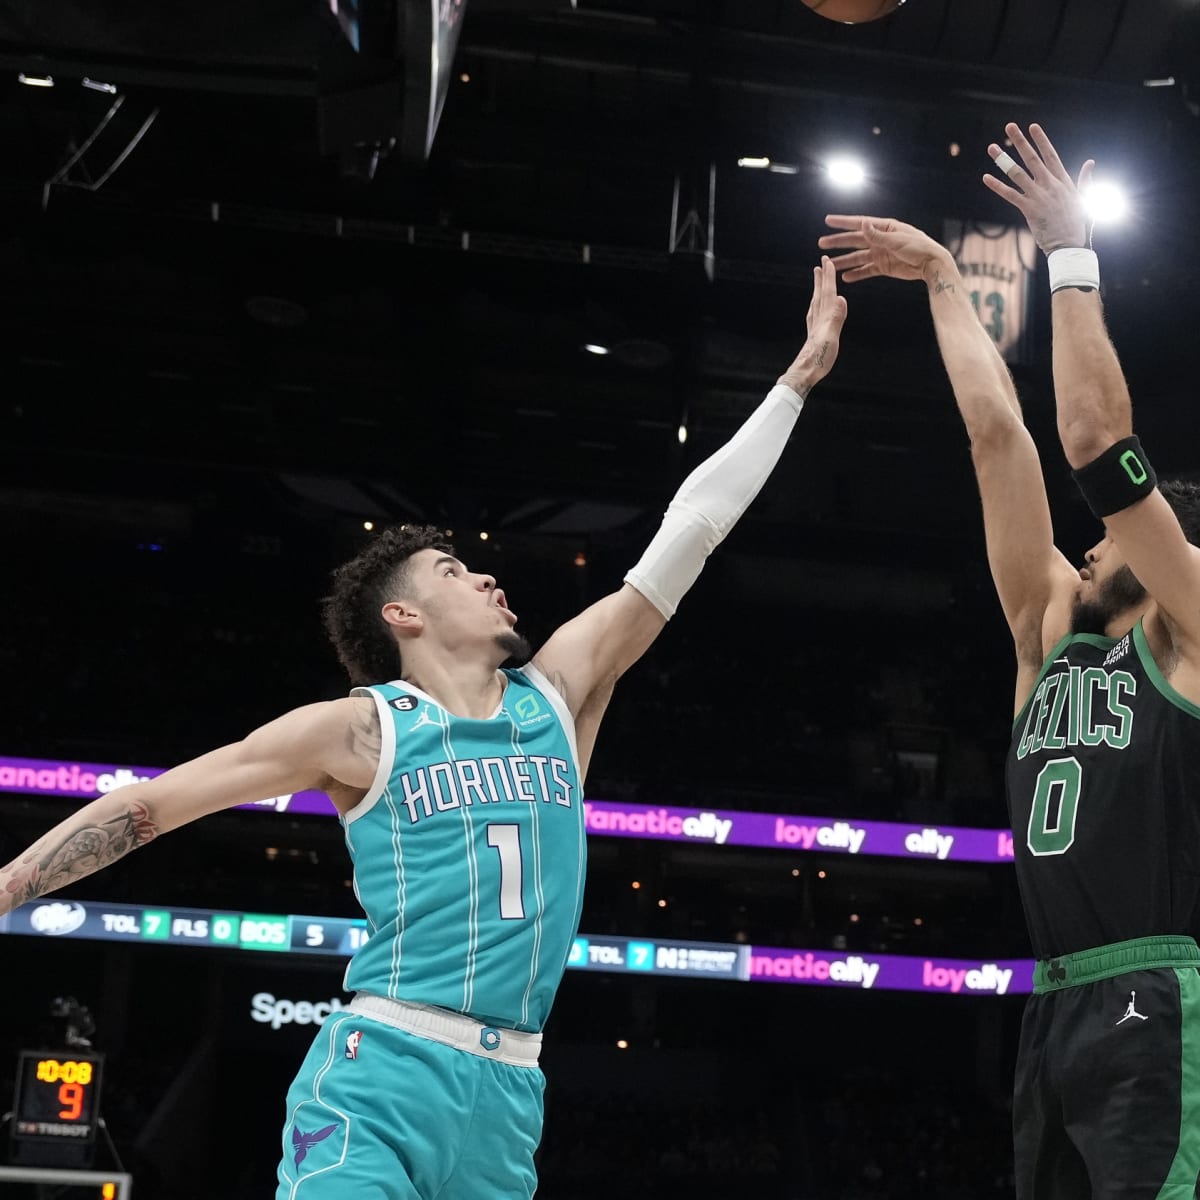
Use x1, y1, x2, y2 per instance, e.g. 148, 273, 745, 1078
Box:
341, 665, 586, 1033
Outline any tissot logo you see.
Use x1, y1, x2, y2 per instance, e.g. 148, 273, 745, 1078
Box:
390, 695, 419, 711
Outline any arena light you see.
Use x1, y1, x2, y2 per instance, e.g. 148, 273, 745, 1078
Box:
1082, 180, 1129, 226
582, 343, 609, 355
737, 156, 771, 169
82, 78, 118, 94
18, 73, 54, 87
825, 156, 867, 189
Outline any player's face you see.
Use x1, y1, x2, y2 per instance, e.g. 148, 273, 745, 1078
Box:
1071, 534, 1146, 636
409, 549, 529, 661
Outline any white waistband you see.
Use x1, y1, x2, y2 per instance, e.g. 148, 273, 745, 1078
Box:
347, 994, 542, 1068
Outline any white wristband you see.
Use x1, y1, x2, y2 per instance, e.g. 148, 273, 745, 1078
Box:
1048, 247, 1099, 294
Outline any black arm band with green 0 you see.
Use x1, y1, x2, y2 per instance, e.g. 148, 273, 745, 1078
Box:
1070, 435, 1157, 520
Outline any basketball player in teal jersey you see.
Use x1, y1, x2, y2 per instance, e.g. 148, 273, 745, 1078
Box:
0, 259, 847, 1199
820, 127, 1200, 1198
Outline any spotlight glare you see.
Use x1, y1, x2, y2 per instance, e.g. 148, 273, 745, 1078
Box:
737, 156, 771, 169
677, 423, 687, 444
1082, 180, 1129, 225
479, 530, 489, 541
826, 156, 867, 189
583, 343, 609, 356
616, 1039, 629, 1049
362, 520, 374, 532
18, 73, 54, 87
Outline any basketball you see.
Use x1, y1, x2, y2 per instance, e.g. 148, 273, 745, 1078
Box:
803, 0, 906, 24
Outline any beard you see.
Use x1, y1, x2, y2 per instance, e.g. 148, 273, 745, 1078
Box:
494, 631, 532, 665
1070, 564, 1147, 636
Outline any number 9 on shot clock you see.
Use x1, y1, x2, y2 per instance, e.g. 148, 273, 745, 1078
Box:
12, 1050, 104, 1142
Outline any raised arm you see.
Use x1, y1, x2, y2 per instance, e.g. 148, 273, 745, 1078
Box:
0, 696, 382, 917
984, 122, 1200, 648
532, 256, 847, 768
819, 216, 1079, 702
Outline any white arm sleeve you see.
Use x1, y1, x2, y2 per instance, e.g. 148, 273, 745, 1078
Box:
623, 383, 805, 618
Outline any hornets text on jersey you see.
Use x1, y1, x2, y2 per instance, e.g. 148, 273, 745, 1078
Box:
340, 664, 586, 1032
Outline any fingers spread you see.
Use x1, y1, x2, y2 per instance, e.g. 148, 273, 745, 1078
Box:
826, 250, 871, 273
818, 231, 868, 250
824, 214, 872, 230
1029, 124, 1072, 185
1005, 123, 1045, 180
982, 172, 1027, 207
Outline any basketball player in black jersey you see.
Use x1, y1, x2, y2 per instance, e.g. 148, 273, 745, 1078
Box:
820, 125, 1200, 1199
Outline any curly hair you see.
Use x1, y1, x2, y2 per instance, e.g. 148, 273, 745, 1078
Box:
321, 524, 454, 687
1160, 479, 1200, 547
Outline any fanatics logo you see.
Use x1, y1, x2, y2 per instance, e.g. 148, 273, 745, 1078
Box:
390, 695, 419, 712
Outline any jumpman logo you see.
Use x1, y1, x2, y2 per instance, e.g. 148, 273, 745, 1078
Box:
1115, 990, 1149, 1026
411, 705, 443, 731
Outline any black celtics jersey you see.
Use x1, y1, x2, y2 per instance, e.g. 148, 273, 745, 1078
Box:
1006, 620, 1200, 959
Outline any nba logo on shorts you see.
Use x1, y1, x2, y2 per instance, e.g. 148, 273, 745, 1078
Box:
345, 1030, 363, 1060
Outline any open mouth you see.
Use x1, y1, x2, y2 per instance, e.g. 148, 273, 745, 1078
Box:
493, 590, 517, 623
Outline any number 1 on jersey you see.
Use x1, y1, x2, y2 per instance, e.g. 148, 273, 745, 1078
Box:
487, 823, 526, 919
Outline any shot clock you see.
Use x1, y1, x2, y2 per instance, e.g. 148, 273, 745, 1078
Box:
12, 1051, 104, 1142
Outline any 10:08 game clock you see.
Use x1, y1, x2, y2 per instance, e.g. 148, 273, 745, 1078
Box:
12, 1050, 104, 1142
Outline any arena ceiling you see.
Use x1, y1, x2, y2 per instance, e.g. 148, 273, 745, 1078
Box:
2, 0, 1198, 563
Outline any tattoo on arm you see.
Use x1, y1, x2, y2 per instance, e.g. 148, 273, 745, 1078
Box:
346, 700, 382, 768
931, 269, 956, 295
1, 800, 159, 910
815, 340, 830, 369
546, 670, 571, 708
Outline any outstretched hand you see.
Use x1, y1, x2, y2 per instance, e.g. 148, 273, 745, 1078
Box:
983, 123, 1094, 255
818, 216, 951, 284
778, 254, 848, 395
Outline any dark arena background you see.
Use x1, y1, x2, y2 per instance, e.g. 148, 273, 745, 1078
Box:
2, 2, 1200, 1196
